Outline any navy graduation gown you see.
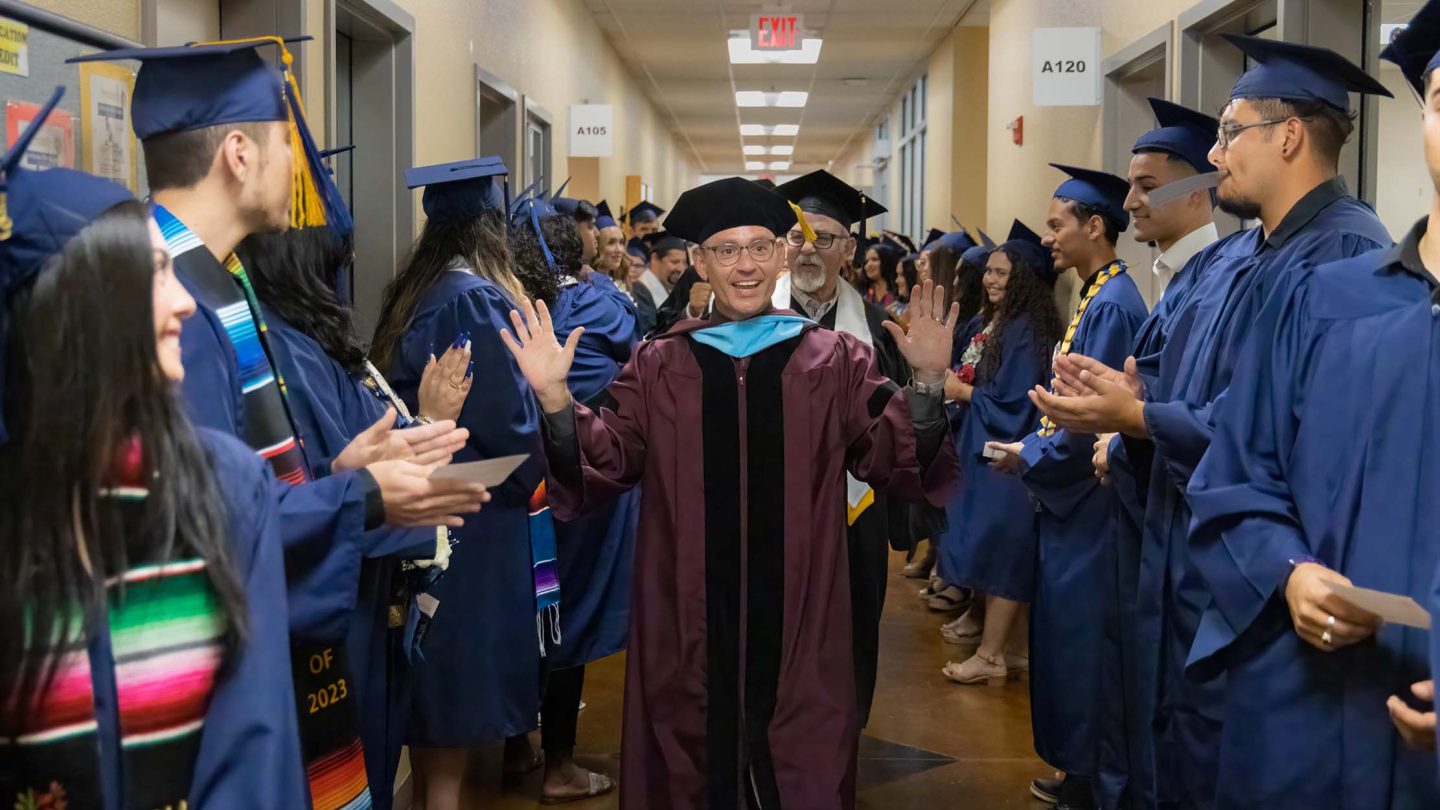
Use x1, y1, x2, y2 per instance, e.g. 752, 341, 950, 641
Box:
1128, 180, 1390, 808
386, 267, 546, 746
1018, 268, 1147, 798
265, 310, 435, 809
937, 314, 1048, 601
1188, 224, 1438, 809
176, 276, 374, 644
1102, 254, 1205, 809
548, 273, 641, 669
189, 428, 311, 808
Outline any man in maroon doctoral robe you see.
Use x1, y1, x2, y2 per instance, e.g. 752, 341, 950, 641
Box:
501, 176, 962, 810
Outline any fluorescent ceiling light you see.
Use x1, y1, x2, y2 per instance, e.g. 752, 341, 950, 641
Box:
768, 161, 791, 171
735, 91, 808, 108
743, 145, 766, 155
739, 124, 801, 137
728, 35, 823, 65
745, 161, 767, 171
769, 145, 794, 156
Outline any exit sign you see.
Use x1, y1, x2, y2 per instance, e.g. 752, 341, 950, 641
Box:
750, 13, 804, 51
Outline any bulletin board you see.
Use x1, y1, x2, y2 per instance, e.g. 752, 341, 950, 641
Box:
0, 3, 146, 195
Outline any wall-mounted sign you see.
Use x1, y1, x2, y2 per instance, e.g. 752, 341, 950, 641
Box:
1032, 27, 1101, 107
750, 13, 804, 51
79, 61, 139, 192
0, 17, 29, 77
568, 104, 613, 158
6, 100, 73, 169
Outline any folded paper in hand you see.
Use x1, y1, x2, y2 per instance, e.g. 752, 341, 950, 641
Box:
429, 454, 529, 487
1322, 580, 1431, 630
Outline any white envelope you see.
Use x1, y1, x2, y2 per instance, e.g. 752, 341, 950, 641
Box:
428, 454, 529, 487
1322, 580, 1431, 630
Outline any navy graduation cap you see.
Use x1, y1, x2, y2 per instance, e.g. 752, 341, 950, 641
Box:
1381, 1, 1440, 101
595, 200, 619, 229
922, 228, 946, 250
976, 228, 996, 250
1133, 98, 1218, 173
641, 230, 688, 257
405, 156, 509, 225
0, 87, 135, 442
1224, 34, 1391, 112
960, 243, 993, 267
625, 200, 665, 227
1051, 163, 1131, 231
935, 229, 978, 254
663, 177, 794, 245
67, 37, 307, 139
1000, 219, 1056, 285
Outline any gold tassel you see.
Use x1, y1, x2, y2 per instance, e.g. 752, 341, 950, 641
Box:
192, 36, 326, 230
787, 200, 816, 244
0, 192, 12, 241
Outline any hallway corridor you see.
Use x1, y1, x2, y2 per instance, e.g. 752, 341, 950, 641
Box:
462, 550, 1047, 809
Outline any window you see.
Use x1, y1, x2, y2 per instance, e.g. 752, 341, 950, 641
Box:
898, 74, 927, 245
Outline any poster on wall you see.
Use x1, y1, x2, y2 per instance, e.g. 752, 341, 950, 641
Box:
1032, 27, 1102, 107
0, 17, 29, 77
78, 61, 139, 191
6, 100, 74, 169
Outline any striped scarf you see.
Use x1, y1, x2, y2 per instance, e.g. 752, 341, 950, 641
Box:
155, 206, 372, 810
529, 483, 561, 654
1, 452, 225, 810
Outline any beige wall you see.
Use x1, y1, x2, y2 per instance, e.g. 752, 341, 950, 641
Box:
393, 0, 696, 216
26, 0, 697, 220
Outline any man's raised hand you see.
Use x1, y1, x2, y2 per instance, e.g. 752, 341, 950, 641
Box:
499, 297, 584, 414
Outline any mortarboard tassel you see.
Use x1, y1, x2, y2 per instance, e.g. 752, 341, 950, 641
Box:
787, 200, 817, 244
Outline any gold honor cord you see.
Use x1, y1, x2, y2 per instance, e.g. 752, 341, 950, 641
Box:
1037, 261, 1125, 437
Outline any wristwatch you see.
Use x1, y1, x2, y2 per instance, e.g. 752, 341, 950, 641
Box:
910, 376, 945, 398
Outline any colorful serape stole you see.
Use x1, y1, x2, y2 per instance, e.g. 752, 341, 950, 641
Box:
528, 482, 562, 655
1, 483, 226, 810
155, 205, 372, 810
1037, 260, 1126, 437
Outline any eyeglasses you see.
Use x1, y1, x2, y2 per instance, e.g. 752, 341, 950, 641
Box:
701, 238, 780, 267
785, 230, 842, 249
1215, 118, 1290, 149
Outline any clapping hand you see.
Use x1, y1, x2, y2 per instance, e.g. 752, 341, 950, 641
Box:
332, 407, 469, 472
419, 334, 474, 422
499, 297, 584, 414
1031, 355, 1147, 436
882, 279, 962, 385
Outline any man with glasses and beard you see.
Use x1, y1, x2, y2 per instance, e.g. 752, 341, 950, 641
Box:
775, 170, 915, 729
1030, 36, 1392, 808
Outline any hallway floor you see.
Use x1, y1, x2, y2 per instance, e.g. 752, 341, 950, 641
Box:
450, 550, 1048, 808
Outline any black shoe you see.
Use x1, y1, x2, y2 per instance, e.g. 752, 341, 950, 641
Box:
1055, 774, 1096, 810
1030, 776, 1062, 804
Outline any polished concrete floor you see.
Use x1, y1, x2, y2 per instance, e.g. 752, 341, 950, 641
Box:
442, 549, 1048, 808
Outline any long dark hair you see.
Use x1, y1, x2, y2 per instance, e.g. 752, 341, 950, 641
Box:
976, 247, 1064, 385
237, 228, 367, 375
897, 255, 918, 301
862, 244, 901, 297
371, 208, 521, 373
0, 201, 246, 721
510, 215, 584, 308
928, 246, 959, 300
954, 255, 986, 326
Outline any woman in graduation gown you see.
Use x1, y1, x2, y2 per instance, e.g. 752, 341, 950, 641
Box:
938, 225, 1064, 685
370, 157, 547, 809
509, 201, 639, 802
0, 100, 306, 809
237, 226, 473, 809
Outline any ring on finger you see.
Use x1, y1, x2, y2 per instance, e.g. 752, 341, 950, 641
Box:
1321, 615, 1335, 646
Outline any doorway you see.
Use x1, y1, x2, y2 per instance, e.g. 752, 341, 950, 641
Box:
476, 65, 519, 173
327, 0, 415, 339
1104, 24, 1172, 305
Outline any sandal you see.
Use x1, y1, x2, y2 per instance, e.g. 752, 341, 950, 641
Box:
902, 545, 936, 579
940, 619, 982, 645
540, 771, 617, 805
941, 651, 1012, 686
927, 585, 969, 613
502, 750, 545, 783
